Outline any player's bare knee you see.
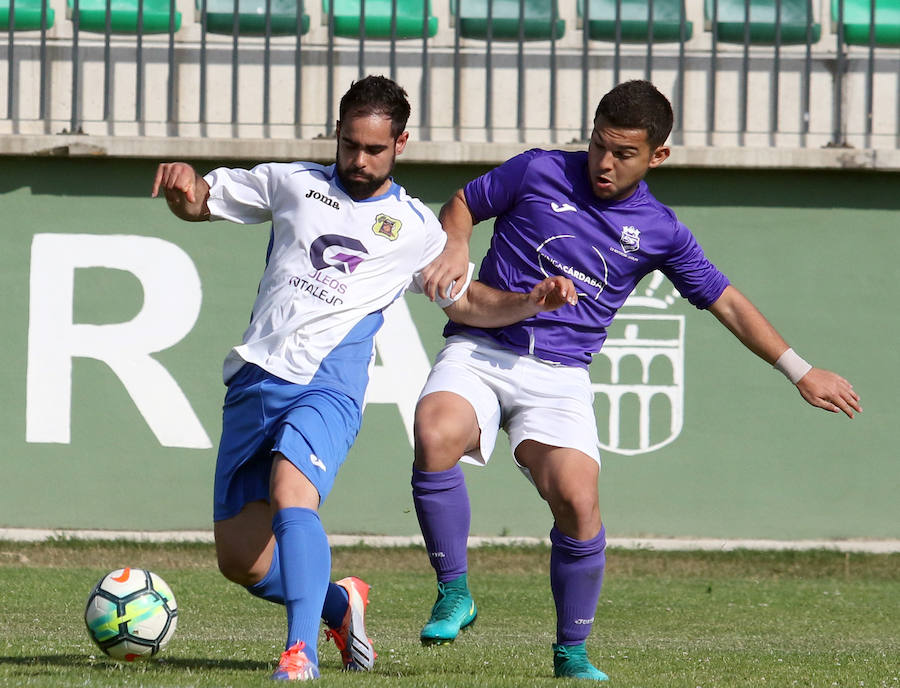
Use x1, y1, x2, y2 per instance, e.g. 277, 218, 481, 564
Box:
415, 420, 456, 453
547, 489, 601, 537
551, 494, 591, 520
215, 544, 244, 582
217, 551, 263, 587
215, 540, 265, 587
414, 415, 473, 471
414, 392, 477, 463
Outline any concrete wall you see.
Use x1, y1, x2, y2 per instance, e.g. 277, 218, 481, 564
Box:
1, 155, 896, 539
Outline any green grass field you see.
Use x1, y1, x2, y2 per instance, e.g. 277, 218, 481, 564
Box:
0, 541, 897, 687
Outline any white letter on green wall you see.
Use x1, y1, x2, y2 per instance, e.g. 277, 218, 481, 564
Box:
368, 297, 432, 446
26, 234, 211, 448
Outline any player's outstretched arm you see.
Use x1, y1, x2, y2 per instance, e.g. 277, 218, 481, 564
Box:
707, 285, 862, 419
151, 162, 211, 222
443, 276, 577, 328
422, 189, 476, 302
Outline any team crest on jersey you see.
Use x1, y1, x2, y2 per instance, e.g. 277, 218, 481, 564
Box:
372, 214, 402, 241
620, 226, 641, 253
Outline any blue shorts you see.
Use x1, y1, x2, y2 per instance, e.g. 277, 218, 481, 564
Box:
213, 363, 362, 522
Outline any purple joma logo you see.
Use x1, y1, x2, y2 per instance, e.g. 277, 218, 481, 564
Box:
309, 234, 368, 274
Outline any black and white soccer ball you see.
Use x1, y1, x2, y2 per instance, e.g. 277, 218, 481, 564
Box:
84, 567, 178, 661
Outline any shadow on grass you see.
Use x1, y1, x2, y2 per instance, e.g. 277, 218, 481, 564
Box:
0, 654, 270, 672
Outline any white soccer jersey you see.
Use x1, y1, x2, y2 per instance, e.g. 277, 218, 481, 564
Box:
204, 161, 460, 403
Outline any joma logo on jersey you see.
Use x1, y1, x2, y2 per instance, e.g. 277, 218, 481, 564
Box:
305, 188, 340, 210
372, 214, 402, 241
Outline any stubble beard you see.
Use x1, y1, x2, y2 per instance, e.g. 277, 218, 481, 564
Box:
336, 154, 395, 201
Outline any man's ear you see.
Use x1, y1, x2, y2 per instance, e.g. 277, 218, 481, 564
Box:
648, 145, 671, 169
395, 130, 409, 155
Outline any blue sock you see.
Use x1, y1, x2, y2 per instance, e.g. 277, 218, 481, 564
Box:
246, 543, 284, 604
243, 539, 349, 630
272, 507, 331, 663
550, 524, 606, 645
321, 583, 349, 629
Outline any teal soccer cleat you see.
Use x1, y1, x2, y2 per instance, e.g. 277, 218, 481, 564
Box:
552, 642, 609, 681
420, 574, 477, 645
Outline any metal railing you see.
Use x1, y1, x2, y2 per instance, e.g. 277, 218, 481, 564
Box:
2, 0, 898, 148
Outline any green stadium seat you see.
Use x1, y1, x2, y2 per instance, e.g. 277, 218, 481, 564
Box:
322, 0, 437, 39
67, 0, 182, 33
199, 0, 310, 35
450, 0, 565, 40
1, 0, 55, 30
577, 0, 693, 42
705, 0, 821, 44
832, 0, 900, 46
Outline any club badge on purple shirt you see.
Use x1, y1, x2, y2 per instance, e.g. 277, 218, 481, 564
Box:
620, 226, 640, 252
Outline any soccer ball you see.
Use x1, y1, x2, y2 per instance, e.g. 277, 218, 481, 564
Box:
84, 567, 178, 661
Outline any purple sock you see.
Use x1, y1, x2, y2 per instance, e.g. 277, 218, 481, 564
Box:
550, 524, 606, 645
412, 465, 470, 582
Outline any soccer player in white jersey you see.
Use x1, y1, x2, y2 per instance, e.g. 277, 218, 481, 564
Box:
412, 80, 863, 681
151, 75, 578, 681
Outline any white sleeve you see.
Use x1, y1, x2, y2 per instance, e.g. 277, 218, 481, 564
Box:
204, 164, 276, 224
404, 199, 475, 307
408, 262, 476, 309
415, 203, 451, 267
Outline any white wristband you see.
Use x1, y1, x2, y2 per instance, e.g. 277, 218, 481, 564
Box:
774, 348, 813, 384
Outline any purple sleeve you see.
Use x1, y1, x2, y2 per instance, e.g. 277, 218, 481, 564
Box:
662, 221, 730, 309
463, 150, 540, 222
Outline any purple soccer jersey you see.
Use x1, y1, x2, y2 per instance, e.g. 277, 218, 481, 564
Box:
444, 149, 731, 368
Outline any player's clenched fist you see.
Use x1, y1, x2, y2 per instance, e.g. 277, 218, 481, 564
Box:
529, 276, 579, 311
151, 162, 211, 221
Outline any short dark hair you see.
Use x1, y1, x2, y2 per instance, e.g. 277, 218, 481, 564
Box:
594, 80, 673, 148
338, 75, 411, 139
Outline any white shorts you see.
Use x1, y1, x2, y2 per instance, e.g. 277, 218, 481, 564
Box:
419, 335, 601, 479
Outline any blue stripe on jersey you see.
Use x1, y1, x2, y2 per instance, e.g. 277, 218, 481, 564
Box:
264, 226, 275, 265
405, 200, 425, 223
310, 309, 385, 405
289, 164, 332, 181
246, 226, 276, 328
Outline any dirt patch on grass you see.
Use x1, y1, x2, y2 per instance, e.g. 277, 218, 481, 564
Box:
2, 541, 897, 581
606, 548, 900, 581
0, 540, 218, 570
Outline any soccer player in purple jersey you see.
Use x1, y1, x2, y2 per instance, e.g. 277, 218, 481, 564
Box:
412, 80, 862, 681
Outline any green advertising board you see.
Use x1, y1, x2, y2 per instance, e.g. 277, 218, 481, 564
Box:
0, 157, 896, 540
